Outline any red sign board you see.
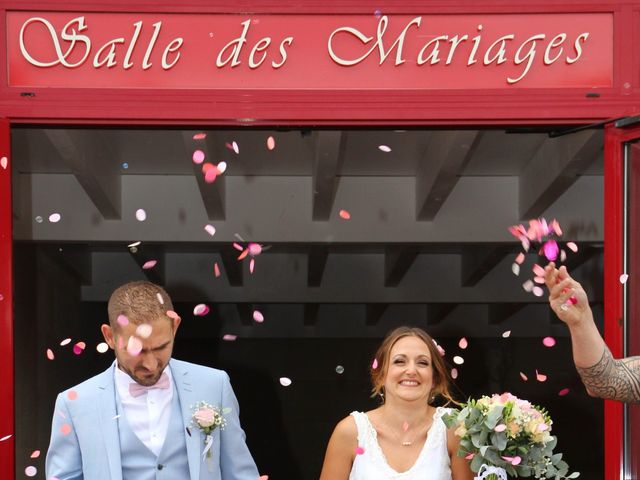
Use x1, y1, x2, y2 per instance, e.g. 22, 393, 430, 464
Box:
7, 12, 613, 90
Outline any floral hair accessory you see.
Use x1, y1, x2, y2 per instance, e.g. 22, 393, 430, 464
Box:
190, 401, 226, 464
443, 392, 579, 480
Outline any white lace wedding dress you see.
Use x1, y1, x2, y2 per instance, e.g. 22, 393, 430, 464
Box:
348, 407, 452, 480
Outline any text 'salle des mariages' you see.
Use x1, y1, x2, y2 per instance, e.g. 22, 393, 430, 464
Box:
19, 15, 590, 84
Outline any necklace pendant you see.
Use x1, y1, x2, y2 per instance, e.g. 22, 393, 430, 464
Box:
401, 441, 413, 446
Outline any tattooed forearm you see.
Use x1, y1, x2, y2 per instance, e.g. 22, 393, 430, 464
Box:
576, 347, 640, 403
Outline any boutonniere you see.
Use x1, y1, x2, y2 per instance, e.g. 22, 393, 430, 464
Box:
190, 401, 226, 462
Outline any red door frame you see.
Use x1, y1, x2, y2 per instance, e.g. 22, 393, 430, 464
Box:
0, 120, 13, 478
1, 1, 639, 478
604, 122, 640, 480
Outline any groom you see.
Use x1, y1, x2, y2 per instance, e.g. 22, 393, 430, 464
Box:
45, 281, 259, 480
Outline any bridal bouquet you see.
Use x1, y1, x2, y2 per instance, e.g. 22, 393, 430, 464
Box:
443, 393, 579, 480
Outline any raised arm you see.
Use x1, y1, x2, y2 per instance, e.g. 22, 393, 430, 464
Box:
545, 264, 640, 403
319, 416, 357, 480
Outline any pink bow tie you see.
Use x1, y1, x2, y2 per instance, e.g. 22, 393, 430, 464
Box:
129, 373, 170, 398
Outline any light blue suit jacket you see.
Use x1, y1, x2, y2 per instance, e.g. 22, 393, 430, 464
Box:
45, 359, 259, 480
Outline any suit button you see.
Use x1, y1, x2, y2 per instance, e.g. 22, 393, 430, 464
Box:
157, 464, 164, 470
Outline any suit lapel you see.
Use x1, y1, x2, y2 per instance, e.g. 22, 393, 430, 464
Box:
96, 365, 123, 480
170, 360, 201, 480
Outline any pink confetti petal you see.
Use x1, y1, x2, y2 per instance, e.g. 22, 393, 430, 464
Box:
46, 349, 55, 360
355, 446, 365, 455
522, 280, 534, 292
126, 336, 143, 356
67, 390, 78, 401
223, 334, 237, 341
142, 260, 157, 270
502, 330, 511, 338
193, 133, 207, 140
458, 337, 468, 349
217, 161, 227, 174
204, 224, 216, 236
156, 293, 164, 304
532, 286, 544, 297
0, 434, 12, 442
96, 342, 109, 353
192, 150, 205, 164
214, 262, 221, 278
135, 324, 153, 338
532, 264, 545, 277
60, 338, 72, 346
232, 141, 239, 154
60, 424, 72, 435
72, 342, 86, 355
511, 263, 520, 275
166, 310, 180, 320
30, 450, 40, 458
543, 240, 559, 261
566, 241, 578, 253
279, 377, 292, 387
249, 258, 255, 273
339, 209, 351, 220
267, 136, 276, 150
259, 476, 269, 480
536, 369, 547, 382
248, 243, 262, 256
559, 388, 570, 396
534, 276, 545, 284
550, 219, 563, 236
204, 168, 218, 183
560, 250, 567, 262
117, 314, 129, 326
49, 213, 61, 223
620, 273, 629, 284
502, 456, 522, 466
465, 453, 475, 460
24, 466, 37, 477
372, 358, 378, 370
520, 372, 528, 381
378, 145, 391, 152
515, 252, 525, 264
253, 310, 264, 323
0, 157, 7, 169
542, 336, 556, 347
453, 356, 464, 365
494, 424, 507, 432
193, 304, 210, 316
135, 209, 147, 221
238, 249, 249, 261
233, 242, 244, 252
450, 368, 458, 379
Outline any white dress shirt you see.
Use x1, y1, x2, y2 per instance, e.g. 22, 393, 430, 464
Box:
114, 364, 174, 457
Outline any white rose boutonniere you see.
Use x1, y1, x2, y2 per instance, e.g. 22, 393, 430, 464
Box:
190, 401, 226, 464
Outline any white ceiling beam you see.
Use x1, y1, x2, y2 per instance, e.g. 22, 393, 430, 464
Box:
519, 130, 602, 219
416, 130, 483, 221
182, 131, 226, 220
312, 131, 347, 220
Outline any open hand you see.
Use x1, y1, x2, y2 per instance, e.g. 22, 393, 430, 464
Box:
544, 263, 590, 327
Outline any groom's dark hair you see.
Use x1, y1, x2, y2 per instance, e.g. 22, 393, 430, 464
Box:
107, 281, 175, 330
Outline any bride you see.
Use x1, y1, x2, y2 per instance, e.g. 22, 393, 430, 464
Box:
319, 326, 474, 480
